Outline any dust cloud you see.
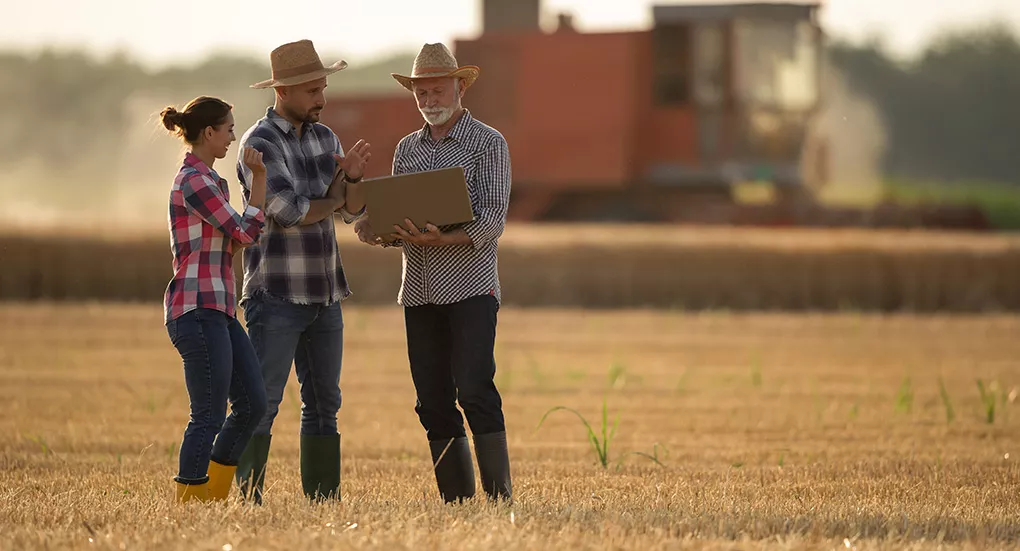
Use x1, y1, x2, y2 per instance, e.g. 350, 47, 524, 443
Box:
0, 87, 272, 236
813, 63, 888, 203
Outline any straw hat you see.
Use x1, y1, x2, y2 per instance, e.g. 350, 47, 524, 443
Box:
251, 40, 347, 89
391, 43, 480, 92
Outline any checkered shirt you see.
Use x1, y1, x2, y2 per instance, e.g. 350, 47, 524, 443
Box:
164, 152, 265, 323
387, 110, 512, 307
236, 107, 363, 306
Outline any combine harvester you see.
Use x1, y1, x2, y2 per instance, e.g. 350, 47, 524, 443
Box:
322, 0, 988, 230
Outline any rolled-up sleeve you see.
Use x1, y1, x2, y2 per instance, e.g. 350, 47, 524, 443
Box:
461, 136, 511, 250
239, 137, 310, 227
181, 173, 264, 244
337, 205, 365, 224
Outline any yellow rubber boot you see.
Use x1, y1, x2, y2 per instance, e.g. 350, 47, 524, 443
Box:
206, 460, 237, 501
175, 480, 209, 503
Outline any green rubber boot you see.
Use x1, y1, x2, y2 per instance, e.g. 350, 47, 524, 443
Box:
235, 434, 271, 505
300, 434, 341, 502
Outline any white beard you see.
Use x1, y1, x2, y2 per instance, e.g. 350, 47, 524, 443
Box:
420, 104, 457, 126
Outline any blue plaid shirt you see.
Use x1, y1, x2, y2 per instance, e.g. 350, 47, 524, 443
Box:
236, 107, 363, 306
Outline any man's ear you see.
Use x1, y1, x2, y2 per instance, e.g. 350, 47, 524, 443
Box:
459, 79, 467, 99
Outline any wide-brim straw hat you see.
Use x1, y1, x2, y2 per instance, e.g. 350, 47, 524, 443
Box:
391, 43, 480, 92
251, 39, 347, 89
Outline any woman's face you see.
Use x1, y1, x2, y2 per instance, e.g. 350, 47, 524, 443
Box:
202, 111, 236, 159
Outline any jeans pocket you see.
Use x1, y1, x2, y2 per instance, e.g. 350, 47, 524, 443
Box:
241, 300, 261, 326
321, 302, 345, 331
169, 310, 205, 347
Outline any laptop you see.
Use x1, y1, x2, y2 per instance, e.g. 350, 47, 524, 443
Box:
358, 166, 476, 243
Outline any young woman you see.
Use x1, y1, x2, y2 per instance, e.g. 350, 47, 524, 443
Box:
160, 96, 268, 503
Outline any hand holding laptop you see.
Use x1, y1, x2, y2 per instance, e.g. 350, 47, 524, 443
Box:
391, 219, 443, 245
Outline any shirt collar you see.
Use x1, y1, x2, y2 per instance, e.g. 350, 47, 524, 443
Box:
417, 108, 473, 144
183, 152, 223, 182
267, 106, 309, 136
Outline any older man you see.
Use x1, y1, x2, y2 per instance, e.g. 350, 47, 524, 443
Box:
355, 43, 512, 503
233, 39, 371, 503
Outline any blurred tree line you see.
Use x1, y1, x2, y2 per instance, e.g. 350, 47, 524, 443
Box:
0, 21, 1017, 185
0, 51, 413, 179
828, 22, 1020, 186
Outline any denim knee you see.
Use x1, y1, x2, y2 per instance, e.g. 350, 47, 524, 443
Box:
188, 405, 227, 437
248, 393, 268, 429
208, 404, 228, 432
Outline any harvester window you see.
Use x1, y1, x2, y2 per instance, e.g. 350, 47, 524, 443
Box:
733, 19, 819, 110
652, 24, 692, 106
693, 24, 725, 107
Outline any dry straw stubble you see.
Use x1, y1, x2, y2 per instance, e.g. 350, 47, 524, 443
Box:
2, 303, 1020, 549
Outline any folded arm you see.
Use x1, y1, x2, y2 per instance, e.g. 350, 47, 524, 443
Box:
239, 137, 339, 227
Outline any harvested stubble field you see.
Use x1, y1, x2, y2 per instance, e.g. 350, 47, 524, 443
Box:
2, 224, 1019, 311
2, 303, 1020, 550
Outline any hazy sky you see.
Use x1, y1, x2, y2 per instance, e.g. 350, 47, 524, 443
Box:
4, 0, 1020, 66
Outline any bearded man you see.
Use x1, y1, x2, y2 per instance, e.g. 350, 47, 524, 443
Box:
354, 43, 513, 503
234, 39, 371, 503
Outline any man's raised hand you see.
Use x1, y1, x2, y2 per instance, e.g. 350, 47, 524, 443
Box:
334, 139, 371, 181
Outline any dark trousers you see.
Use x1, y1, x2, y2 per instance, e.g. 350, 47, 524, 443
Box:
404, 294, 505, 441
167, 308, 268, 482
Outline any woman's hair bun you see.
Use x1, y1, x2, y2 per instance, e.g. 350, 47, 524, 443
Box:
158, 97, 231, 144
160, 106, 183, 132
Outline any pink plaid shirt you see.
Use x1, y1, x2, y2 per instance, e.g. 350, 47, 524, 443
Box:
163, 152, 265, 323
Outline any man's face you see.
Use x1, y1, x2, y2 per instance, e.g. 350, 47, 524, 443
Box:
413, 77, 464, 126
278, 77, 328, 124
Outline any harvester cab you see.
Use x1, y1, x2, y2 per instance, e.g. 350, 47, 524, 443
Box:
649, 2, 826, 201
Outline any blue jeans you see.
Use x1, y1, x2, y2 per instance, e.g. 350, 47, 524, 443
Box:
167, 308, 268, 482
242, 293, 345, 436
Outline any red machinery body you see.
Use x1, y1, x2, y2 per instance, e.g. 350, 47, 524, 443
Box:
321, 2, 829, 222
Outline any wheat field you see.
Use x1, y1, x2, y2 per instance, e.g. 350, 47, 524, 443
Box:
3, 224, 1020, 310
2, 303, 1020, 550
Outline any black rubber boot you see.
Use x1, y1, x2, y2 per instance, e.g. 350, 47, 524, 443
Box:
300, 434, 341, 501
473, 431, 512, 502
428, 436, 475, 503
235, 434, 271, 505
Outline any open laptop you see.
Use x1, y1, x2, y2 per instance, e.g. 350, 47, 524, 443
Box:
357, 166, 476, 243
